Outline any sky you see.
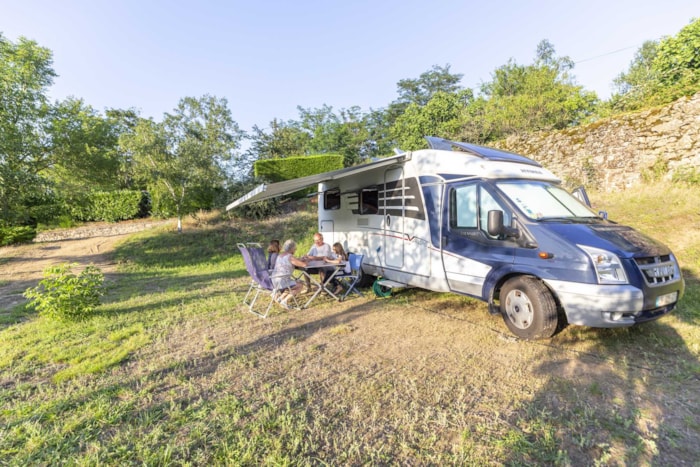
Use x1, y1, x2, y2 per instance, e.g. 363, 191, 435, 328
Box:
1, 0, 697, 135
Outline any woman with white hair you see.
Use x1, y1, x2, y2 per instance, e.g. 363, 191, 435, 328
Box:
271, 239, 308, 309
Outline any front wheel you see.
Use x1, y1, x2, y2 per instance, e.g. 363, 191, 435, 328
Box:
500, 276, 558, 340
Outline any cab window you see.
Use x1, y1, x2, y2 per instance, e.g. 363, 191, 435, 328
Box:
450, 183, 511, 238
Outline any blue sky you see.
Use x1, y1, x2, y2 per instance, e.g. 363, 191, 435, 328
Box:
2, 0, 697, 135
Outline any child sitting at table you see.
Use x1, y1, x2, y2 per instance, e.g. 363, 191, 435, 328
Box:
266, 239, 280, 271
324, 242, 352, 296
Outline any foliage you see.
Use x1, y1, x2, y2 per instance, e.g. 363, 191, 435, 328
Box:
672, 166, 700, 185
247, 106, 388, 168
394, 64, 465, 107
391, 91, 472, 150
0, 225, 36, 245
468, 40, 598, 141
0, 33, 57, 227
610, 18, 700, 111
67, 190, 145, 222
47, 98, 132, 193
120, 95, 244, 231
24, 263, 104, 321
246, 118, 311, 161
225, 177, 281, 220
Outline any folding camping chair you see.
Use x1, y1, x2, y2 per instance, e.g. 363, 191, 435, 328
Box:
237, 243, 299, 318
336, 253, 364, 300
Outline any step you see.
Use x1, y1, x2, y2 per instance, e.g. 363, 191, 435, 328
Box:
376, 279, 409, 289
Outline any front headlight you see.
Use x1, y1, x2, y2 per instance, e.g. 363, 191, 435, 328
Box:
578, 245, 628, 285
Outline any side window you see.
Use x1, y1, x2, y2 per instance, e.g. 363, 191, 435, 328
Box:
360, 188, 379, 214
479, 186, 511, 237
324, 188, 340, 210
450, 185, 477, 228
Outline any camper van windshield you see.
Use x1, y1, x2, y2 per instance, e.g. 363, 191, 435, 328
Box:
497, 181, 597, 220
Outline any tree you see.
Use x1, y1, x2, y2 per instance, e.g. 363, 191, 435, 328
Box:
121, 95, 244, 231
394, 64, 464, 106
47, 98, 129, 193
246, 119, 310, 163
650, 17, 700, 102
470, 40, 597, 140
0, 34, 56, 226
390, 90, 472, 150
610, 18, 700, 111
383, 64, 466, 135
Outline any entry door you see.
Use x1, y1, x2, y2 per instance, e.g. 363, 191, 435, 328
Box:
384, 168, 404, 268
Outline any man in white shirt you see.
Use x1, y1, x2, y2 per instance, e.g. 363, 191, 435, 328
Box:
301, 232, 333, 292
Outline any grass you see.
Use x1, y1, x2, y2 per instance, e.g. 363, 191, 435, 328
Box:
0, 186, 699, 465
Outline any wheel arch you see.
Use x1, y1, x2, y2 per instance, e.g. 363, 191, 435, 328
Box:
486, 269, 567, 325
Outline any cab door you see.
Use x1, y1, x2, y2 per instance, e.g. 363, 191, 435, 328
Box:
441, 181, 515, 298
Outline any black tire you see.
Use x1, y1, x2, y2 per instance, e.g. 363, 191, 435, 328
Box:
500, 276, 558, 340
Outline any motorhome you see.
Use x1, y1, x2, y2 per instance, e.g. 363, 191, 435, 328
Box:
228, 137, 685, 339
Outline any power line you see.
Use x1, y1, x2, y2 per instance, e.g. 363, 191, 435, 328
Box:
574, 45, 639, 64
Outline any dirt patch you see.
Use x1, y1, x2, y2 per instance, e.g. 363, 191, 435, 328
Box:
0, 219, 171, 310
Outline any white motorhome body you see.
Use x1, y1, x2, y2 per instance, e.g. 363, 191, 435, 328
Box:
229, 137, 685, 339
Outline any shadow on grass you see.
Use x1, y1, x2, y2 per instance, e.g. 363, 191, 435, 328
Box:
500, 307, 700, 465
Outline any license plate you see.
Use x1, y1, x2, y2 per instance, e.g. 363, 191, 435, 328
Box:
656, 291, 678, 307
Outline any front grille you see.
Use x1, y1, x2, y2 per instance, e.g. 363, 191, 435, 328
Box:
634, 255, 679, 286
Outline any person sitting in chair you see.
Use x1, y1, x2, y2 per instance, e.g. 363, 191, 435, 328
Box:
272, 239, 308, 309
300, 232, 333, 293
324, 242, 351, 296
266, 239, 280, 271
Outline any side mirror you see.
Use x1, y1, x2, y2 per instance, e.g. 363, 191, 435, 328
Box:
487, 210, 520, 239
487, 210, 505, 236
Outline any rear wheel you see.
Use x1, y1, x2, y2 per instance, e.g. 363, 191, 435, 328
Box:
500, 276, 558, 340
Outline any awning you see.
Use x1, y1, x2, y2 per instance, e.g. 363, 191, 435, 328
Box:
226, 153, 410, 210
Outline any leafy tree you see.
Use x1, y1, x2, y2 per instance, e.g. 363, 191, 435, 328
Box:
0, 34, 56, 226
246, 119, 310, 162
121, 95, 244, 231
298, 105, 377, 166
610, 18, 700, 111
391, 90, 473, 150
469, 40, 597, 140
384, 64, 466, 135
395, 64, 464, 106
47, 98, 128, 193
650, 17, 700, 102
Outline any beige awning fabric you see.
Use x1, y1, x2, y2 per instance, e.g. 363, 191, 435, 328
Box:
226, 153, 409, 210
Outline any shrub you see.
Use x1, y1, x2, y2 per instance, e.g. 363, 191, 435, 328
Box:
0, 225, 36, 246
67, 190, 145, 222
24, 263, 104, 322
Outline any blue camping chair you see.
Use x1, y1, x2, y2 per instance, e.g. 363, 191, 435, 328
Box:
337, 253, 364, 300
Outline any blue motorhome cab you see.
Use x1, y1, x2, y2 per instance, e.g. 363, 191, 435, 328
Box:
228, 137, 685, 339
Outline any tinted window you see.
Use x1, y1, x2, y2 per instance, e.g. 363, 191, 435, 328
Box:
360, 188, 379, 214
324, 189, 340, 210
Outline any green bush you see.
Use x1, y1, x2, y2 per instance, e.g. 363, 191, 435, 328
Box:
0, 225, 36, 246
68, 190, 145, 222
24, 263, 104, 322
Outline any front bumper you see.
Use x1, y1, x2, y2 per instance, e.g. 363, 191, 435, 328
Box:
544, 279, 682, 328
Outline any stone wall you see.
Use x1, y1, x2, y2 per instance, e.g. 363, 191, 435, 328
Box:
495, 92, 700, 191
